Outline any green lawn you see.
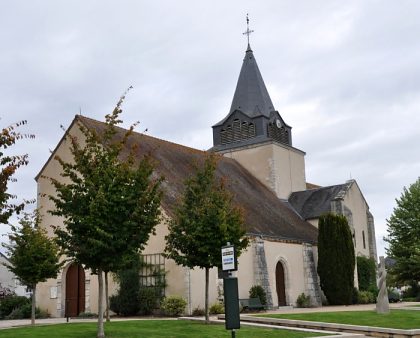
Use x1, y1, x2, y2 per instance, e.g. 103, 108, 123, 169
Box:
0, 319, 322, 338
259, 310, 420, 329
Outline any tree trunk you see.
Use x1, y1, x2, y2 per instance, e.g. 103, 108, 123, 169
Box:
97, 270, 105, 338
31, 284, 36, 325
205, 267, 209, 324
105, 271, 110, 322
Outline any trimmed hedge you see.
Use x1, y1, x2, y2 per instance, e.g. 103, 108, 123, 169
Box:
357, 256, 377, 291
317, 213, 355, 305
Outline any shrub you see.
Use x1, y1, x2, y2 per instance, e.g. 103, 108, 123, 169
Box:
209, 302, 224, 315
388, 290, 401, 303
5, 303, 49, 319
249, 285, 267, 305
296, 293, 311, 308
112, 265, 141, 316
357, 256, 377, 291
357, 291, 375, 304
138, 287, 158, 315
368, 285, 379, 298
352, 287, 359, 304
402, 283, 420, 299
0, 295, 30, 319
403, 297, 417, 302
192, 307, 205, 316
160, 296, 186, 317
109, 294, 121, 315
78, 311, 97, 318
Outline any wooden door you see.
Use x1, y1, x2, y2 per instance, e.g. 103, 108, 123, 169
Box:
65, 264, 85, 317
276, 261, 286, 306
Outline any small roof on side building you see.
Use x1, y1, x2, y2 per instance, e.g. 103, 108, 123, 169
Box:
288, 183, 350, 220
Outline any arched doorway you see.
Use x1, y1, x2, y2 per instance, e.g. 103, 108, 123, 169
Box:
65, 263, 85, 317
276, 261, 286, 306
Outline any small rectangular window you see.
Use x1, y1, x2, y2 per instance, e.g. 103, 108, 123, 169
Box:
362, 230, 366, 249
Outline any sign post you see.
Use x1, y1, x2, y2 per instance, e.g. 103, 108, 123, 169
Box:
221, 243, 240, 338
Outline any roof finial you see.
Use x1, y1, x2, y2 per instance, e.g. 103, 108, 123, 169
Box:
242, 13, 254, 49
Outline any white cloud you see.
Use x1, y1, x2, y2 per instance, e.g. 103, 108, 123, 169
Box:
2, 0, 420, 257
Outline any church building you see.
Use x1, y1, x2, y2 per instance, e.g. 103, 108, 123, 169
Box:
35, 37, 377, 316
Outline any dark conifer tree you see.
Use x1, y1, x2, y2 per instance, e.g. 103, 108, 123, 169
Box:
317, 213, 355, 305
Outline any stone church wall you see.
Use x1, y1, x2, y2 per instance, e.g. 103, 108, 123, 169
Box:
221, 141, 306, 199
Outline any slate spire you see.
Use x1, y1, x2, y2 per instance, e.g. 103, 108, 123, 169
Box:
212, 16, 292, 150
229, 41, 275, 118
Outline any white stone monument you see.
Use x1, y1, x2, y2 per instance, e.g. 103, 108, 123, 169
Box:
376, 256, 389, 313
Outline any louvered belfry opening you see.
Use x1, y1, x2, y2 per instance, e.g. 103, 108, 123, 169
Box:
220, 118, 256, 145
268, 122, 290, 145
212, 43, 293, 150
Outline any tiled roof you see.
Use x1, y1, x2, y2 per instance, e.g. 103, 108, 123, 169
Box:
288, 184, 349, 220
78, 116, 318, 244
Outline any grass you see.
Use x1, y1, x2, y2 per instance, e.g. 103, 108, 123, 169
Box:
259, 310, 420, 329
0, 319, 322, 338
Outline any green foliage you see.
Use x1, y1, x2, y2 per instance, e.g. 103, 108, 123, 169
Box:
110, 261, 141, 316
160, 296, 187, 317
192, 307, 205, 316
49, 89, 162, 275
296, 293, 311, 308
249, 285, 267, 306
2, 211, 62, 324
165, 154, 248, 269
3, 211, 62, 289
209, 302, 224, 315
110, 256, 165, 316
317, 213, 355, 305
47, 91, 162, 336
356, 290, 375, 304
385, 177, 420, 285
357, 256, 377, 291
401, 282, 420, 300
6, 303, 48, 319
0, 120, 34, 224
138, 287, 159, 315
0, 295, 29, 319
78, 312, 97, 318
387, 289, 401, 303
165, 154, 249, 321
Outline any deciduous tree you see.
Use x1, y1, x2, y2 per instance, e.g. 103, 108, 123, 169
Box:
317, 213, 355, 305
385, 177, 420, 285
0, 120, 34, 224
48, 90, 162, 338
165, 154, 249, 323
2, 211, 62, 325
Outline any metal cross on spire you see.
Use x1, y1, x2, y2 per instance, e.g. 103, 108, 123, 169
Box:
242, 13, 254, 46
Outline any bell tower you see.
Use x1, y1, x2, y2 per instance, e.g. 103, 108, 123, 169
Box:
212, 17, 306, 199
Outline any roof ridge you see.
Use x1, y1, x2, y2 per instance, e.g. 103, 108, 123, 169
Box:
77, 115, 206, 155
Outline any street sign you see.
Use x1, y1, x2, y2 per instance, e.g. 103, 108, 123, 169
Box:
221, 244, 237, 271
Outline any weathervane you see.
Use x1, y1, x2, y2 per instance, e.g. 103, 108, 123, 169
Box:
242, 13, 254, 45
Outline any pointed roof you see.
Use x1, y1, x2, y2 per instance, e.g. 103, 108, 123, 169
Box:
229, 44, 275, 118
